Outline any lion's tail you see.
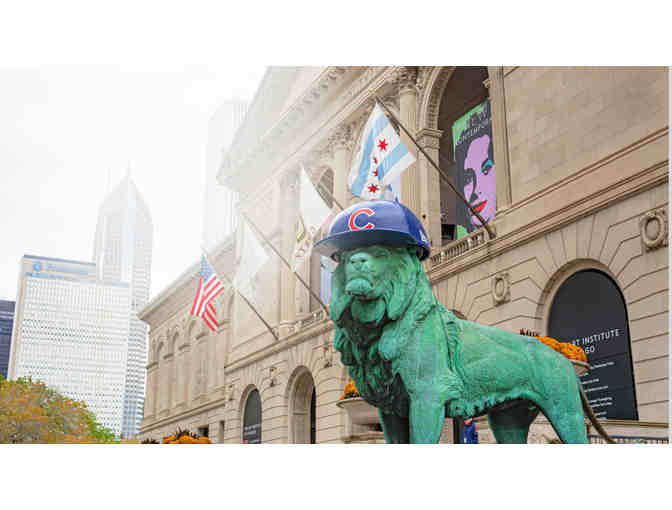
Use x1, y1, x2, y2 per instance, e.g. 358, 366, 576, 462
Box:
579, 381, 616, 444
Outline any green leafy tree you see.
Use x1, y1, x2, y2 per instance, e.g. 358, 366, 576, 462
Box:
0, 376, 116, 443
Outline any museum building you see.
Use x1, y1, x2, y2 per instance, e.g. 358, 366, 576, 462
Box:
138, 67, 669, 443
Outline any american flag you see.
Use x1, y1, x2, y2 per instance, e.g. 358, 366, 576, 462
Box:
190, 255, 225, 331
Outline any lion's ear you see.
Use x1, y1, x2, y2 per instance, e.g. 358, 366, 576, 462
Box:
386, 250, 419, 321
329, 261, 351, 323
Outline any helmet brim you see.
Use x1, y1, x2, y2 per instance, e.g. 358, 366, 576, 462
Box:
313, 229, 429, 261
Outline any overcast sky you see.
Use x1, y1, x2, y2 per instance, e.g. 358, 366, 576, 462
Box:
0, 65, 266, 302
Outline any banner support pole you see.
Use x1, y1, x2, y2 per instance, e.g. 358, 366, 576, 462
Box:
370, 90, 496, 239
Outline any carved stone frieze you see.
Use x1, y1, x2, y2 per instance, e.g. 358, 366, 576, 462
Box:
397, 66, 419, 95
640, 208, 668, 250
415, 66, 433, 91
328, 123, 354, 152
416, 128, 443, 150
492, 272, 511, 306
323, 342, 334, 368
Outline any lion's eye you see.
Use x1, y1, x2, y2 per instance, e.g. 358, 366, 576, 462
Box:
372, 248, 389, 258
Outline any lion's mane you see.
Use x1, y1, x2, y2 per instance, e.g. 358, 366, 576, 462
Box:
331, 246, 461, 416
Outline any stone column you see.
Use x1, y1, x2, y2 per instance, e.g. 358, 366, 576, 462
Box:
146, 362, 158, 419
329, 125, 353, 210
486, 66, 512, 213
398, 67, 421, 218
279, 168, 299, 335
416, 128, 443, 250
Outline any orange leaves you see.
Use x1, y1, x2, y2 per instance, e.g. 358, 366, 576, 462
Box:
536, 336, 587, 363
0, 376, 108, 443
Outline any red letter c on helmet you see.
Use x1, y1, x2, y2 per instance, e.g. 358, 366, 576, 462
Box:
348, 208, 375, 231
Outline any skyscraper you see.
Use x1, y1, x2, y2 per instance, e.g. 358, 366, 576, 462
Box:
8, 255, 130, 437
93, 173, 153, 438
0, 300, 15, 379
202, 99, 248, 248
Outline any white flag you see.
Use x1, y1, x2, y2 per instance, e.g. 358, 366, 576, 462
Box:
292, 167, 333, 272
233, 220, 269, 303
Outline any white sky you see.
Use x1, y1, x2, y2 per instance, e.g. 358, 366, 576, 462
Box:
0, 65, 265, 301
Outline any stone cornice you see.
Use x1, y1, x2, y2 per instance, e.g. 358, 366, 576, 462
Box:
218, 67, 399, 199
219, 67, 355, 191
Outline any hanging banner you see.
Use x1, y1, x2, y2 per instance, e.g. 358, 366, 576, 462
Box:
548, 270, 638, 420
453, 100, 495, 239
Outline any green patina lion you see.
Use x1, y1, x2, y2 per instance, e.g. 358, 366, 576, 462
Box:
331, 244, 608, 444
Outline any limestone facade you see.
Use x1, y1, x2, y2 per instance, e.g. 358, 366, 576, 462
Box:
139, 67, 669, 443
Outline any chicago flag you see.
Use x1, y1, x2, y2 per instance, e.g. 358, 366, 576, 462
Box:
348, 103, 415, 200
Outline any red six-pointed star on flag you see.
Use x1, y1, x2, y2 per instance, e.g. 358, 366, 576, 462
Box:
367, 183, 380, 194
372, 168, 378, 177
377, 139, 388, 151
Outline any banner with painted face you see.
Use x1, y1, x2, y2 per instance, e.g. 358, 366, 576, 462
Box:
453, 100, 495, 239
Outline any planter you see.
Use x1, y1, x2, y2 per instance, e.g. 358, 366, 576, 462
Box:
336, 397, 380, 426
571, 360, 590, 376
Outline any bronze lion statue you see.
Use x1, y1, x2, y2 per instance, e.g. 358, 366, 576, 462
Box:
316, 200, 613, 444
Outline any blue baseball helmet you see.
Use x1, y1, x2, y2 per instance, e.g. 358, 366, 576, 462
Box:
313, 199, 430, 261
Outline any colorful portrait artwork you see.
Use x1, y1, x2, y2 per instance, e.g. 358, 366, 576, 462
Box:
453, 100, 495, 239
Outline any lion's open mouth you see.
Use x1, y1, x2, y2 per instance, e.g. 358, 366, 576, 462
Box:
345, 278, 375, 299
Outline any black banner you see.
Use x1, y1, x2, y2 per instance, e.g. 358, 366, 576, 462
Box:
548, 270, 638, 420
243, 389, 262, 444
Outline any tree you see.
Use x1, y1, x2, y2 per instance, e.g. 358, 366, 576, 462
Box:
0, 376, 117, 443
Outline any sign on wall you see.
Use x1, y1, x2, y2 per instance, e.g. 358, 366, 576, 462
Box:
243, 389, 262, 444
452, 100, 495, 239
548, 270, 638, 420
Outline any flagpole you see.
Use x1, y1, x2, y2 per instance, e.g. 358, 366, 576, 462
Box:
200, 246, 279, 341
240, 212, 329, 315
300, 163, 345, 212
370, 91, 496, 239
316, 179, 345, 212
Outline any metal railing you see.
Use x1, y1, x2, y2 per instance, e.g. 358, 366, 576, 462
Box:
588, 434, 669, 444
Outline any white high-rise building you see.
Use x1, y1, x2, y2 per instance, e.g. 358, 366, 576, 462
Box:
202, 99, 248, 248
93, 172, 153, 438
8, 255, 131, 437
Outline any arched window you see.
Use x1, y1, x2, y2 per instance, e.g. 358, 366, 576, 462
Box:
437, 67, 491, 243
289, 369, 316, 444
548, 269, 638, 421
243, 389, 262, 443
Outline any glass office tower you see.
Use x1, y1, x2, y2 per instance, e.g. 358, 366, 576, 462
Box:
8, 256, 130, 437
93, 173, 153, 438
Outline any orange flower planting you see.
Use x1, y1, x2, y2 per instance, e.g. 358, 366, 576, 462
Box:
158, 427, 211, 444
537, 336, 561, 352
535, 336, 587, 363
339, 379, 359, 400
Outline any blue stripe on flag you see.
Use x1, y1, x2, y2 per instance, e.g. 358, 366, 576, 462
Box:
350, 113, 391, 196
377, 143, 410, 181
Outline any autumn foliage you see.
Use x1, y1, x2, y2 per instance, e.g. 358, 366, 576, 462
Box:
0, 376, 116, 443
